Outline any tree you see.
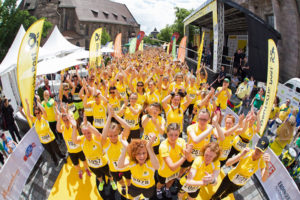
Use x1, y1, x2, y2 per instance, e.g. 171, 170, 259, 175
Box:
157, 25, 173, 42
0, 0, 53, 61
101, 28, 111, 45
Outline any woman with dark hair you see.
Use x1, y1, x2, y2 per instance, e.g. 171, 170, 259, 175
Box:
251, 87, 265, 112
118, 93, 142, 142
178, 142, 221, 200
117, 135, 159, 199
156, 123, 193, 199
25, 98, 65, 166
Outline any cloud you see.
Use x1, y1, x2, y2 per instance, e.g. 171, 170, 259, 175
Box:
112, 0, 204, 35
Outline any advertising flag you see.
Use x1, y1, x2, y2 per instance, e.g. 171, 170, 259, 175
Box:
138, 40, 144, 51
135, 31, 145, 51
177, 36, 187, 63
114, 33, 122, 58
129, 38, 137, 54
259, 39, 279, 135
197, 32, 205, 70
166, 43, 170, 54
168, 32, 179, 54
172, 38, 177, 59
17, 19, 44, 127
89, 28, 102, 69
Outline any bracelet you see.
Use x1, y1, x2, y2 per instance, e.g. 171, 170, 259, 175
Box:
211, 178, 216, 184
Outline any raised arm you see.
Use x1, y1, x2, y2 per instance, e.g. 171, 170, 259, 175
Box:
226, 148, 249, 166
212, 114, 225, 141
117, 137, 130, 168
25, 99, 33, 122
188, 125, 214, 143
261, 153, 270, 182
71, 120, 81, 144
162, 94, 172, 110
146, 134, 160, 170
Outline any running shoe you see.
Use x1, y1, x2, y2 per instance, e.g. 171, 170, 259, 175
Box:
156, 189, 163, 199
78, 170, 83, 179
165, 188, 171, 198
85, 168, 92, 177
111, 180, 117, 190
98, 181, 105, 191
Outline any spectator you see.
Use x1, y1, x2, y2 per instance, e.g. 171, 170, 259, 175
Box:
248, 76, 255, 96
279, 99, 291, 122
233, 49, 242, 70
296, 103, 300, 127
230, 74, 239, 93
42, 78, 54, 98
215, 78, 232, 123
0, 141, 8, 165
251, 88, 265, 112
216, 66, 226, 87
240, 57, 250, 80
1, 133, 17, 154
2, 98, 21, 143
236, 78, 251, 114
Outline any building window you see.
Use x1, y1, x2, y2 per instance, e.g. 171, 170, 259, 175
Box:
85, 25, 89, 35
76, 42, 80, 47
91, 9, 98, 17
122, 15, 127, 21
113, 13, 118, 20
103, 11, 109, 19
266, 14, 274, 28
85, 39, 89, 50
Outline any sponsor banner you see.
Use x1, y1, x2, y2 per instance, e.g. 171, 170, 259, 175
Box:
197, 32, 205, 70
0, 128, 44, 200
259, 39, 279, 136
89, 28, 103, 69
114, 33, 122, 58
138, 40, 144, 52
177, 36, 187, 63
17, 19, 44, 127
225, 108, 300, 200
169, 32, 179, 54
135, 31, 145, 51
129, 38, 137, 54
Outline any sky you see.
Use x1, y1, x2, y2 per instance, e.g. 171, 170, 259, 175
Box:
112, 0, 205, 35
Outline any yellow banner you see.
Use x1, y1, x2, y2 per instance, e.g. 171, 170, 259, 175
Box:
197, 32, 205, 70
138, 40, 144, 51
17, 19, 44, 127
166, 43, 170, 54
89, 28, 102, 69
259, 39, 279, 135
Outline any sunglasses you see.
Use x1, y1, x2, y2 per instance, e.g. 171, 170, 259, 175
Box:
137, 85, 144, 87
64, 88, 69, 91
35, 112, 41, 115
110, 92, 115, 94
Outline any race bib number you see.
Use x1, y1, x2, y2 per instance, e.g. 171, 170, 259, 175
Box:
181, 183, 199, 193
87, 158, 102, 168
144, 134, 158, 143
120, 92, 126, 98
126, 119, 136, 127
221, 149, 231, 159
232, 174, 249, 185
41, 134, 51, 143
69, 104, 76, 112
67, 141, 79, 149
85, 107, 92, 113
94, 118, 104, 127
235, 139, 247, 151
73, 94, 81, 101
191, 148, 201, 156
165, 172, 179, 183
189, 94, 196, 99
132, 177, 150, 187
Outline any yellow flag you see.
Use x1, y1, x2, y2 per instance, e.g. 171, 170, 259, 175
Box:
17, 19, 44, 127
89, 28, 102, 69
138, 40, 144, 51
259, 39, 279, 135
166, 43, 170, 54
197, 32, 205, 70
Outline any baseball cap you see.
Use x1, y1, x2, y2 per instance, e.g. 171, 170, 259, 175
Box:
224, 78, 230, 83
244, 78, 249, 82
255, 137, 269, 152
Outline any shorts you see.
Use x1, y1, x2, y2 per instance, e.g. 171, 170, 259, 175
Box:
86, 116, 93, 124
181, 159, 193, 168
153, 145, 159, 155
127, 129, 140, 143
157, 172, 179, 184
110, 170, 131, 182
178, 182, 200, 198
128, 184, 155, 198
69, 151, 86, 166
74, 101, 84, 110
89, 164, 110, 178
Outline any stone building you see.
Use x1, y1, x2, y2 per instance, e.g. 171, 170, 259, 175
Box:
150, 28, 159, 39
20, 0, 140, 49
232, 0, 300, 82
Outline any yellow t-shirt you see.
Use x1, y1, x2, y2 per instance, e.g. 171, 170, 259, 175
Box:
109, 96, 121, 112
228, 150, 266, 186
180, 156, 220, 192
84, 96, 94, 117
193, 101, 214, 122
158, 138, 186, 178
129, 160, 156, 189
116, 82, 127, 100
61, 124, 81, 153
137, 92, 146, 106
215, 87, 232, 109
146, 89, 161, 104
142, 115, 165, 146
219, 128, 236, 161
232, 124, 256, 152
169, 82, 185, 92
187, 85, 198, 104
79, 135, 107, 168
165, 104, 186, 132
33, 117, 55, 144
124, 104, 141, 130
269, 105, 280, 120
187, 123, 214, 158
279, 104, 291, 121
91, 101, 107, 129
42, 99, 56, 122
103, 137, 129, 172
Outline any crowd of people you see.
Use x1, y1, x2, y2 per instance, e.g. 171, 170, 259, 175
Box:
1, 47, 299, 199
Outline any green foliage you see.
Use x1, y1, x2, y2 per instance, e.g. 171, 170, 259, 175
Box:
101, 28, 111, 45
157, 25, 173, 42
143, 36, 160, 46
0, 0, 53, 61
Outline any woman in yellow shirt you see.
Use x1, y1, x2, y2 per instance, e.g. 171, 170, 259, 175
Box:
79, 79, 94, 124
117, 136, 159, 199
162, 91, 192, 134
71, 118, 112, 192
142, 103, 165, 154
102, 105, 131, 194
178, 142, 221, 200
25, 98, 65, 166
156, 123, 193, 199
211, 137, 270, 200
56, 112, 91, 179
186, 75, 199, 121
168, 72, 185, 94
118, 93, 142, 142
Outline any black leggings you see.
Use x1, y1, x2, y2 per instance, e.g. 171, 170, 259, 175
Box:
0, 153, 4, 165
7, 122, 21, 143
49, 121, 63, 141
42, 140, 64, 164
211, 174, 242, 200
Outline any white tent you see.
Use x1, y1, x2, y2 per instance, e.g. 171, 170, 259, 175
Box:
42, 26, 82, 57
64, 49, 89, 60
37, 57, 86, 76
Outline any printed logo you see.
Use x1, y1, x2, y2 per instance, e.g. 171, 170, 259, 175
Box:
24, 143, 36, 161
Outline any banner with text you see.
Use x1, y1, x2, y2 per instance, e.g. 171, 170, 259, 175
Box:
0, 128, 44, 200
89, 28, 102, 69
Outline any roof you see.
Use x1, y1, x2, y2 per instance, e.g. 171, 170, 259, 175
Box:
59, 0, 139, 27
23, 0, 38, 10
